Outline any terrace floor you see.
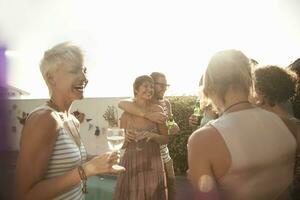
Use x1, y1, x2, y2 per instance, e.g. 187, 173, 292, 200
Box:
1, 151, 194, 200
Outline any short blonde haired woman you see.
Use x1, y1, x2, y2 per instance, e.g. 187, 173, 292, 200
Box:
188, 49, 300, 199
15, 42, 124, 200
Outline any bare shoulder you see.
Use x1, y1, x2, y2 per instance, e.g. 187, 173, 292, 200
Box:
188, 125, 231, 178
149, 103, 164, 113
189, 125, 220, 144
21, 109, 59, 146
188, 125, 227, 158
25, 109, 58, 130
120, 112, 130, 128
120, 111, 130, 120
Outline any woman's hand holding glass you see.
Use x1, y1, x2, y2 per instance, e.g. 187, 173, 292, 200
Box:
82, 152, 125, 176
125, 128, 137, 143
125, 129, 147, 151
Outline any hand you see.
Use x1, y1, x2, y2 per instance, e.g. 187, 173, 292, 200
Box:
83, 152, 125, 176
125, 129, 136, 143
169, 123, 180, 135
189, 114, 199, 127
143, 131, 158, 142
145, 111, 167, 124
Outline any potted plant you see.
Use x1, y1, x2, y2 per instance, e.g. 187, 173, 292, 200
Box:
102, 105, 118, 128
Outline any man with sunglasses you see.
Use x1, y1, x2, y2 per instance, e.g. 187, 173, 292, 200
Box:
118, 72, 180, 200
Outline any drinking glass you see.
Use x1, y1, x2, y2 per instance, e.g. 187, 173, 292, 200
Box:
134, 129, 144, 151
106, 128, 125, 168
126, 128, 144, 151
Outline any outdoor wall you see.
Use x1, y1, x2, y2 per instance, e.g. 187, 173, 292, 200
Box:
8, 97, 128, 155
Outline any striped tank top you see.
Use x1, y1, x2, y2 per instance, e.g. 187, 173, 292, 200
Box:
31, 105, 87, 200
159, 100, 171, 163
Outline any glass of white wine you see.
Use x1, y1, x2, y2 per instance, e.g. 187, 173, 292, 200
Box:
106, 128, 125, 169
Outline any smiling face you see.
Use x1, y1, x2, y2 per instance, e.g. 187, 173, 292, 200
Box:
153, 76, 169, 100
50, 61, 88, 101
135, 80, 154, 101
133, 75, 154, 101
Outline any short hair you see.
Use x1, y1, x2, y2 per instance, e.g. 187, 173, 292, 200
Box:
133, 75, 153, 96
150, 72, 166, 82
254, 65, 298, 106
40, 42, 84, 93
203, 49, 252, 103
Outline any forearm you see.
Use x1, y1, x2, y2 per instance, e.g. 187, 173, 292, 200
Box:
118, 101, 145, 117
149, 132, 168, 144
18, 168, 81, 200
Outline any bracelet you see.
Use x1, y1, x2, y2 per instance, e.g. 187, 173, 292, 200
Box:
77, 165, 88, 193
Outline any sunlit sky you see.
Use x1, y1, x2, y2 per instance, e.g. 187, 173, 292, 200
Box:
1, 0, 300, 99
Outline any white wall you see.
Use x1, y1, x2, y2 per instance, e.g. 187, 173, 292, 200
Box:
8, 97, 128, 155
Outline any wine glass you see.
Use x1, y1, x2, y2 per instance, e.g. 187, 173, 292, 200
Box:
106, 128, 125, 169
126, 128, 144, 151
135, 129, 145, 151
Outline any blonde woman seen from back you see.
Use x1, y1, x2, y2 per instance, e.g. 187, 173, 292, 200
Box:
188, 49, 300, 200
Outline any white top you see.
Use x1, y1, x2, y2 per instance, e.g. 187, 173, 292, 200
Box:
159, 100, 171, 163
29, 105, 87, 200
211, 107, 296, 200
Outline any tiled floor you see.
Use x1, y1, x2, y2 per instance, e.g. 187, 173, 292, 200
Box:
3, 151, 194, 200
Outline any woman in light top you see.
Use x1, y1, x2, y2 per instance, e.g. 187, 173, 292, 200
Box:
15, 42, 124, 200
188, 49, 300, 200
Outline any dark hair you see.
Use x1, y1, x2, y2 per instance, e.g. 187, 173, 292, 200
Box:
133, 75, 153, 96
254, 65, 298, 106
289, 58, 300, 76
150, 72, 165, 82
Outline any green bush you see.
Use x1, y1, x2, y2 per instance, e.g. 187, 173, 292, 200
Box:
167, 96, 198, 175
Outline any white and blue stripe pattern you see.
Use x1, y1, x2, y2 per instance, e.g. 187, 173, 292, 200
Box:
33, 106, 87, 200
159, 100, 171, 163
